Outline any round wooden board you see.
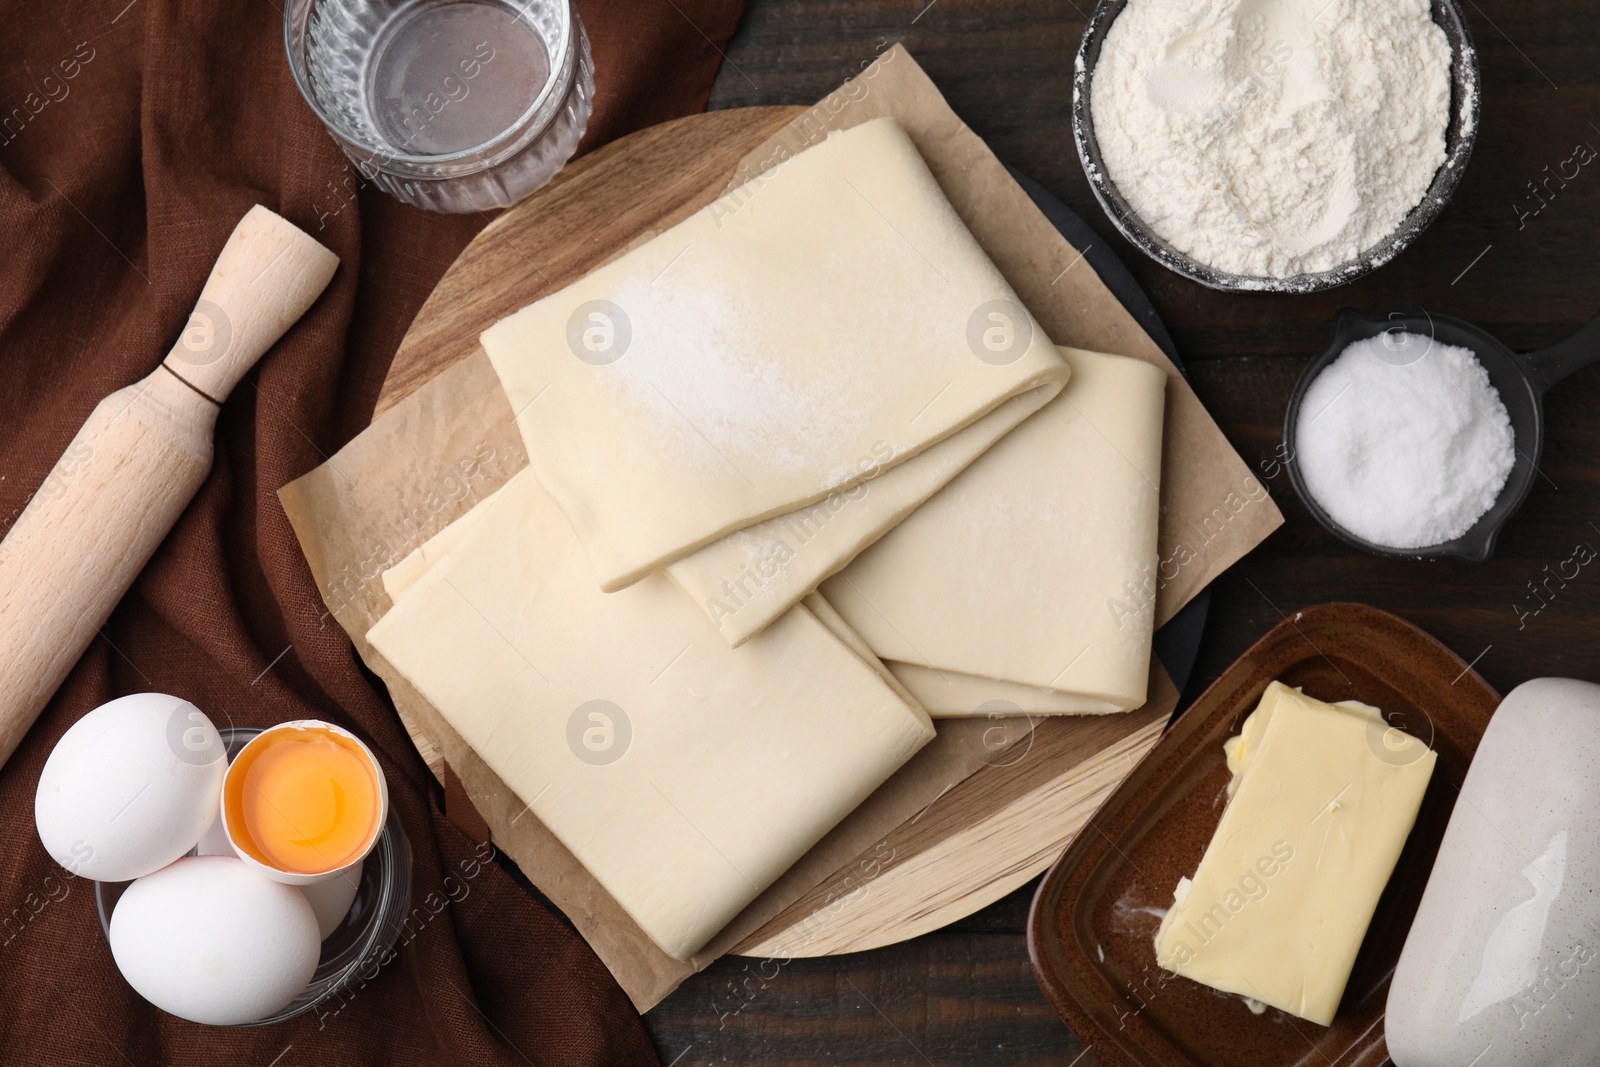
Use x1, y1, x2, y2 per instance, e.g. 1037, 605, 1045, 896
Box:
378, 106, 1170, 957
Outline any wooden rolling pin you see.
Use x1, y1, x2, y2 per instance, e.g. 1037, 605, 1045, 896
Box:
0, 205, 338, 770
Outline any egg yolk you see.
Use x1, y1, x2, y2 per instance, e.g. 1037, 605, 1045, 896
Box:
224, 727, 381, 875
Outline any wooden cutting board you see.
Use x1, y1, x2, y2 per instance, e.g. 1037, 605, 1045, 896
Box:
375, 104, 1174, 957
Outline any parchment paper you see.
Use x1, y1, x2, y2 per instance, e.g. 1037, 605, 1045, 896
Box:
280, 45, 1282, 1011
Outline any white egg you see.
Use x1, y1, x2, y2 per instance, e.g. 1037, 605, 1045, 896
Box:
299, 860, 363, 939
35, 693, 225, 881
110, 856, 321, 1025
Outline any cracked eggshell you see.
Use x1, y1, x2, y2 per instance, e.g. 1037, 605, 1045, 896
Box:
109, 856, 320, 1025
35, 693, 226, 881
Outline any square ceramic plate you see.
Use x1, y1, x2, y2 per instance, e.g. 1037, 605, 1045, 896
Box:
1027, 602, 1501, 1067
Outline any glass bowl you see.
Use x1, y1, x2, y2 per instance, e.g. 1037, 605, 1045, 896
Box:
94, 726, 413, 1026
1071, 0, 1481, 293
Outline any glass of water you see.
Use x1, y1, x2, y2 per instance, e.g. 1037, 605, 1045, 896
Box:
285, 0, 594, 213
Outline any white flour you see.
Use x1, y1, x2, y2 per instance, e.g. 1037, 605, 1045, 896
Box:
1090, 0, 1452, 279
1294, 333, 1514, 550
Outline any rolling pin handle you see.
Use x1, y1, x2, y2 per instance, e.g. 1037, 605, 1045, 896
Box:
0, 206, 338, 773
161, 205, 340, 404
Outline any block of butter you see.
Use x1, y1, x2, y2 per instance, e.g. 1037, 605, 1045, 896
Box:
1153, 681, 1435, 1025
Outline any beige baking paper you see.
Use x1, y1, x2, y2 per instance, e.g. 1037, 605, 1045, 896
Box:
280, 43, 1281, 1012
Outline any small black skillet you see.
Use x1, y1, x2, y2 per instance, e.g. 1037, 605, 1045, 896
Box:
1283, 309, 1600, 562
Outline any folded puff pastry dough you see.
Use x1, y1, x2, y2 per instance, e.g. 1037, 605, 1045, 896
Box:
822, 347, 1166, 715
366, 468, 935, 961
482, 117, 1070, 593
666, 387, 1053, 647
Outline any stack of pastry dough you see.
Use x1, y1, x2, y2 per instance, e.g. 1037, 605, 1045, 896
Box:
366, 117, 1166, 961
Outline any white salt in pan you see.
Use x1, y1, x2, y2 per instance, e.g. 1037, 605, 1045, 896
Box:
1294, 333, 1515, 549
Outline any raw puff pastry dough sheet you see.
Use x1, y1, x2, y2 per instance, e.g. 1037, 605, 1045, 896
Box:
483, 117, 1070, 593
667, 387, 1053, 647
822, 347, 1166, 714
366, 468, 934, 961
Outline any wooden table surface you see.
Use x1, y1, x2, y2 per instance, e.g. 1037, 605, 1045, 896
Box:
642, 1, 1600, 1063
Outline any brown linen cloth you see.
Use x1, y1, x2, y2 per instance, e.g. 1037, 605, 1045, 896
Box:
0, 0, 742, 1061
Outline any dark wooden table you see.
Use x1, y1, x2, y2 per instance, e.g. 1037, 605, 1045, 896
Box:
644, 1, 1600, 1062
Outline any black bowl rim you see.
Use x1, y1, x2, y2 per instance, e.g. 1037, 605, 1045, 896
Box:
1071, 0, 1482, 293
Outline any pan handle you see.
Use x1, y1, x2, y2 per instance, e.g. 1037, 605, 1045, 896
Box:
1524, 311, 1600, 394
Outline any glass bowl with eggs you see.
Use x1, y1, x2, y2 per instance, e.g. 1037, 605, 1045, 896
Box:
1072, 0, 1481, 293
34, 695, 412, 1027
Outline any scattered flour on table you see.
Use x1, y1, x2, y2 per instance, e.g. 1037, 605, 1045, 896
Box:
1090, 0, 1452, 279
1294, 333, 1515, 550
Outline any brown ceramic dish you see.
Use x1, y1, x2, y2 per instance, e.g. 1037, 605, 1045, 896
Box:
1027, 602, 1501, 1067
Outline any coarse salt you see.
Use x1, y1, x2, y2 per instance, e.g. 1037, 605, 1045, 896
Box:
1294, 332, 1514, 549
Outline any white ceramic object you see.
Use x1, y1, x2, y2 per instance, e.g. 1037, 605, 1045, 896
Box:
1387, 677, 1600, 1067
109, 855, 320, 1025
34, 693, 225, 881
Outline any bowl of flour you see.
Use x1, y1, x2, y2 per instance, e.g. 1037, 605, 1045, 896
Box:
1074, 0, 1480, 292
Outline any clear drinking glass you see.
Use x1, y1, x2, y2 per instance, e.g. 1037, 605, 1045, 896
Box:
285, 0, 594, 213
